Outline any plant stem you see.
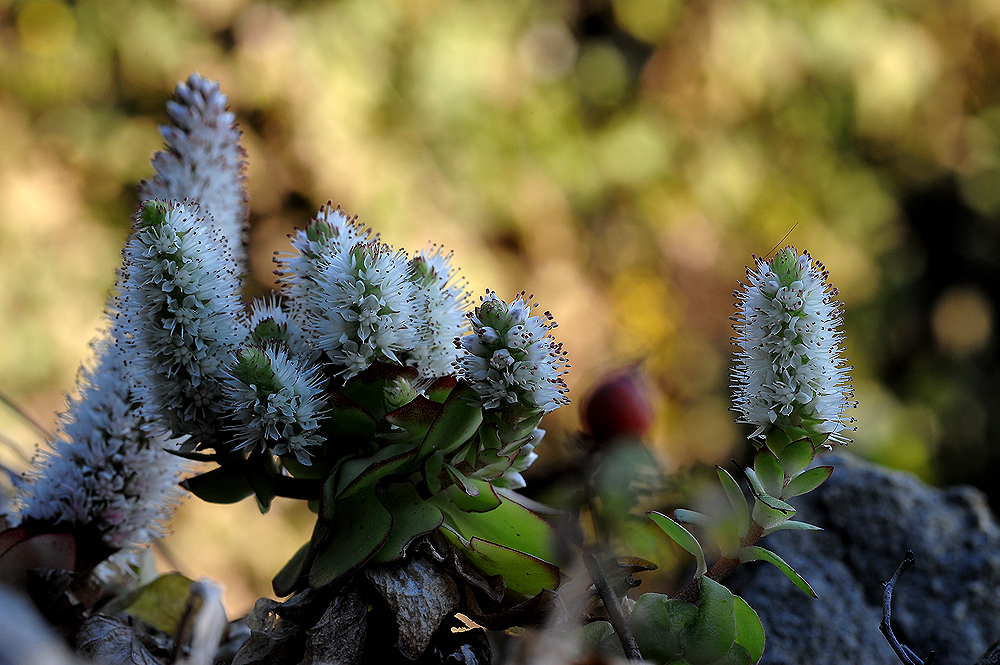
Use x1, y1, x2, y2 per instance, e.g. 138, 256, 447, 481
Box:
671, 521, 764, 604
583, 552, 642, 662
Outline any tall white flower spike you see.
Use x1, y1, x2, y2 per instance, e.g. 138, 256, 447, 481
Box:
119, 199, 246, 445
18, 328, 187, 559
138, 73, 249, 270
731, 247, 855, 445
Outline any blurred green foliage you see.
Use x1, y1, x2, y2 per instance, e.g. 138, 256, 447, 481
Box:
5, 0, 1000, 611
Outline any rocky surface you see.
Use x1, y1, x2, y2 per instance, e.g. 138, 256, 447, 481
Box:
726, 452, 1000, 665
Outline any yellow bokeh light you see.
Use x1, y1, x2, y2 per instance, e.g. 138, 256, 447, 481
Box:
17, 0, 77, 58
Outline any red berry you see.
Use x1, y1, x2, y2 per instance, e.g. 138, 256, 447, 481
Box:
583, 366, 656, 444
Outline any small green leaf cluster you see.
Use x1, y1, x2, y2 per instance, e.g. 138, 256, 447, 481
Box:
579, 577, 765, 664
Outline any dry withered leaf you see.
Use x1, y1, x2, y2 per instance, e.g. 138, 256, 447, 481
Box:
366, 556, 460, 660
76, 615, 160, 665
302, 584, 367, 665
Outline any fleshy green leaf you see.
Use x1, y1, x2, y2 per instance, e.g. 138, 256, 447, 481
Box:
435, 477, 502, 513
424, 450, 444, 495
778, 438, 814, 479
434, 490, 557, 563
629, 593, 697, 663
679, 576, 736, 665
384, 395, 442, 440
418, 382, 483, 460
180, 464, 254, 504
321, 388, 378, 441
673, 509, 711, 526
108, 572, 196, 635
439, 528, 560, 596
753, 448, 784, 498
733, 595, 765, 664
272, 540, 314, 597
335, 443, 418, 499
445, 464, 478, 497
717, 466, 750, 540
781, 465, 833, 499
712, 643, 754, 665
762, 520, 823, 536
309, 486, 393, 588
738, 546, 817, 598
648, 511, 707, 578
751, 495, 796, 531
426, 376, 457, 403
340, 361, 418, 422
372, 482, 445, 564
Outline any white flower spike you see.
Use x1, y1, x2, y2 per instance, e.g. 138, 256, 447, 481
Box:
18, 329, 187, 558
731, 247, 855, 444
138, 73, 249, 270
406, 245, 470, 378
119, 199, 246, 445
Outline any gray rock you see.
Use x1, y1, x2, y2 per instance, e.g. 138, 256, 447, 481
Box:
726, 452, 1000, 665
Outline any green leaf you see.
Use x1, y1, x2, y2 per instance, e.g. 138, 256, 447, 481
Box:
753, 448, 784, 498
764, 427, 792, 454
245, 454, 279, 513
335, 443, 418, 499
673, 509, 711, 526
435, 477, 502, 512
438, 528, 560, 596
781, 465, 833, 499
575, 620, 616, 649
340, 361, 418, 422
110, 572, 197, 635
712, 643, 754, 665
180, 464, 254, 504
762, 520, 823, 537
424, 449, 444, 495
426, 376, 457, 403
751, 496, 795, 531
272, 540, 314, 597
778, 438, 814, 479
418, 382, 483, 460
445, 463, 479, 497
679, 576, 736, 665
384, 395, 442, 440
717, 466, 750, 540
309, 486, 393, 588
733, 595, 765, 664
738, 546, 817, 598
372, 482, 444, 564
434, 488, 556, 563
629, 593, 697, 663
321, 388, 378, 441
648, 511, 707, 578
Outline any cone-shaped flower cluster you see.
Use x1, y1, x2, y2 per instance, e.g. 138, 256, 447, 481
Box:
223, 344, 327, 465
138, 73, 249, 269
119, 199, 246, 444
405, 246, 469, 378
457, 291, 570, 417
19, 331, 187, 556
731, 247, 855, 443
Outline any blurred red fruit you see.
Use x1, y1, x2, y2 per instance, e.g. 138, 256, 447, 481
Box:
583, 366, 656, 444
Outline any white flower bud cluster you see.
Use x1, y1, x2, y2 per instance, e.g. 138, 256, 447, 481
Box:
457, 291, 570, 415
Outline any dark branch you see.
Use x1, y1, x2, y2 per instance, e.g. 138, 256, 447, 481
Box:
879, 550, 935, 665
583, 552, 642, 661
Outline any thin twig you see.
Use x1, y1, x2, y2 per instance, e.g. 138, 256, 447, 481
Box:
879, 550, 935, 665
0, 390, 52, 441
583, 552, 642, 661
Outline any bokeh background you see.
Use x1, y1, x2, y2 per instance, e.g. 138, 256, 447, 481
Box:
3, 0, 1000, 614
